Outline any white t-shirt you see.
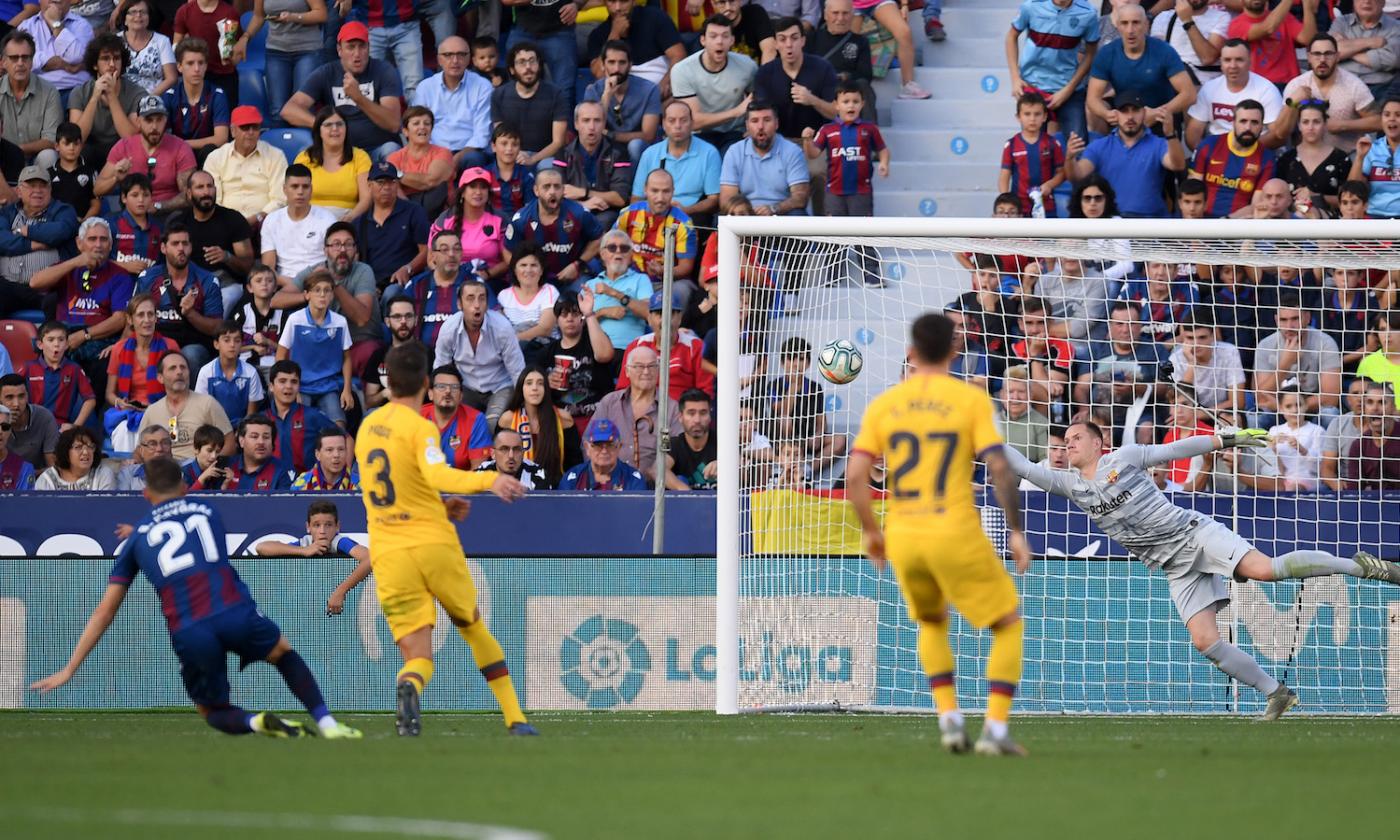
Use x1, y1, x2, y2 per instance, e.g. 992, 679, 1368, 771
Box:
260, 205, 337, 279
1268, 421, 1324, 487
1151, 6, 1231, 83
1187, 72, 1284, 138
1282, 69, 1376, 153
497, 284, 560, 336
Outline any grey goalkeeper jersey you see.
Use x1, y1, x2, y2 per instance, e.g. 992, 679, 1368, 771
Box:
1004, 437, 1218, 568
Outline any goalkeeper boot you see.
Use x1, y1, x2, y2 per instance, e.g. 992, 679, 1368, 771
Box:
508, 722, 540, 736
1353, 551, 1400, 585
311, 721, 364, 740
1262, 684, 1299, 721
939, 717, 970, 754
254, 712, 305, 739
396, 680, 422, 737
974, 731, 1029, 757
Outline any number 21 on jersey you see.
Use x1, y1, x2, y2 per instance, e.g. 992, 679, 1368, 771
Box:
147, 513, 220, 577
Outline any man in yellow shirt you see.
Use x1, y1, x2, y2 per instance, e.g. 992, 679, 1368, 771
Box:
355, 342, 535, 736
847, 312, 1031, 756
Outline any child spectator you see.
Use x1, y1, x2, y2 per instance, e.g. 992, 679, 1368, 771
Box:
195, 319, 265, 426
49, 122, 100, 220
998, 93, 1065, 217
801, 80, 887, 286
234, 264, 285, 373
485, 123, 534, 219
21, 321, 96, 430
276, 269, 353, 424
254, 499, 370, 616
290, 427, 359, 491
470, 36, 507, 87
1268, 389, 1325, 491
107, 173, 163, 277
1159, 390, 1215, 491
1338, 179, 1370, 220
183, 422, 230, 489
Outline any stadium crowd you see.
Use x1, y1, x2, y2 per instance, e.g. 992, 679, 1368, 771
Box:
0, 0, 1395, 497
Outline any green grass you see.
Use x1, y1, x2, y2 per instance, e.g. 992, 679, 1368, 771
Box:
0, 712, 1394, 839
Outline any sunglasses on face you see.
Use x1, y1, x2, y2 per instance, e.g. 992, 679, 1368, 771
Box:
0, 422, 11, 431
603, 244, 631, 253
1082, 194, 1106, 202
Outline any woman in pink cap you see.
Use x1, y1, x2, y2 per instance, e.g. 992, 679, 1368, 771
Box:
429, 167, 507, 284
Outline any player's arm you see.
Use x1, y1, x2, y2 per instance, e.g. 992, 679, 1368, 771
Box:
30, 583, 130, 692
418, 431, 526, 500
327, 550, 372, 616
983, 446, 1031, 573
1132, 429, 1267, 467
845, 449, 886, 570
1001, 440, 1075, 497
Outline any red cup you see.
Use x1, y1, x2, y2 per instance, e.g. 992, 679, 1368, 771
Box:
554, 355, 575, 388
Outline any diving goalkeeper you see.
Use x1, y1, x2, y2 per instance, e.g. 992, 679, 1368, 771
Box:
1006, 421, 1400, 719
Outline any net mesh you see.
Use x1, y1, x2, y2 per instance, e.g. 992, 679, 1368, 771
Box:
726, 227, 1400, 715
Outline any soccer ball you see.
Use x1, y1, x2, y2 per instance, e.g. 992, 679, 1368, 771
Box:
817, 339, 863, 384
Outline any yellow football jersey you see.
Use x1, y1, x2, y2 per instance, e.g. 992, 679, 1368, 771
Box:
355, 402, 498, 555
851, 373, 1003, 530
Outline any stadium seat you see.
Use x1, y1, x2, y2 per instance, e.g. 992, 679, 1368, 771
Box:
239, 70, 267, 118
262, 128, 313, 162
239, 12, 266, 72
0, 319, 38, 367
9, 309, 44, 326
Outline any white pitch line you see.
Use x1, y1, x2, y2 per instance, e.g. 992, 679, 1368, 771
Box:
8, 807, 549, 840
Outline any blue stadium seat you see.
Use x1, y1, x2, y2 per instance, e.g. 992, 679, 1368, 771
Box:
239, 12, 267, 73
9, 310, 44, 327
239, 71, 267, 117
262, 128, 312, 161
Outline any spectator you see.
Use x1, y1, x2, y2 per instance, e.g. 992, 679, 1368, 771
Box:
1159, 389, 1215, 491
944, 304, 990, 392
1122, 258, 1199, 344
402, 230, 475, 346
630, 100, 721, 225
847, 0, 928, 99
1348, 97, 1400, 219
1321, 265, 1382, 371
583, 228, 653, 354
275, 220, 381, 373
294, 106, 370, 221
666, 387, 716, 489
22, 0, 94, 109
1187, 99, 1275, 217
1358, 312, 1400, 400
1067, 91, 1185, 218
1266, 388, 1325, 491
485, 124, 535, 220
257, 500, 366, 561
592, 343, 682, 481
1086, 5, 1195, 135
386, 105, 453, 217
588, 1, 685, 93
94, 94, 196, 213
1011, 295, 1076, 420
362, 294, 417, 407
23, 319, 95, 428
135, 221, 223, 370
1237, 175, 1315, 219
113, 422, 171, 490
475, 426, 551, 489
260, 164, 335, 285
1346, 383, 1400, 490
1, 31, 62, 169
216, 414, 293, 490
996, 364, 1050, 462
750, 336, 845, 473
275, 268, 353, 423
0, 371, 60, 467
433, 278, 525, 428
429, 168, 507, 282
172, 169, 257, 314
235, 264, 285, 372
290, 426, 357, 490
353, 159, 427, 289
502, 167, 602, 289
1169, 317, 1245, 414
997, 93, 1063, 217
617, 289, 715, 400
241, 0, 326, 128
344, 0, 424, 101
412, 36, 493, 171
162, 37, 228, 165
139, 349, 232, 458
0, 165, 79, 307
714, 0, 776, 64
66, 32, 144, 164
1276, 101, 1351, 215
1037, 254, 1109, 349
500, 0, 579, 110
617, 169, 698, 290
499, 243, 559, 365
282, 22, 404, 162
470, 36, 506, 87
1006, 0, 1100, 142
545, 288, 616, 418
49, 121, 100, 221
498, 365, 573, 485
756, 17, 838, 193
553, 100, 632, 229
194, 318, 263, 425
202, 106, 289, 230
103, 293, 170, 413
173, 0, 241, 105
1330, 0, 1400, 101
118, 0, 177, 96
1228, 0, 1318, 88
490, 41, 569, 169
670, 15, 757, 150
107, 172, 161, 276
1278, 33, 1380, 153
1202, 262, 1262, 362
583, 40, 662, 163
1184, 39, 1285, 148
1321, 378, 1371, 491
421, 362, 492, 469
809, 0, 875, 122
261, 357, 338, 474
720, 102, 810, 216
32, 423, 115, 488
560, 416, 648, 491
1077, 299, 1166, 439
1252, 291, 1343, 427
1152, 0, 1229, 85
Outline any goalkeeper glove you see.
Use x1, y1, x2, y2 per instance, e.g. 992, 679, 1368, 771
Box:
1221, 429, 1269, 449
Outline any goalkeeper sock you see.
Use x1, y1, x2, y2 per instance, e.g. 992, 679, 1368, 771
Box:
1202, 640, 1280, 695
274, 650, 332, 724
917, 618, 960, 722
398, 657, 435, 695
985, 618, 1023, 729
1272, 550, 1362, 580
206, 705, 255, 735
458, 621, 527, 726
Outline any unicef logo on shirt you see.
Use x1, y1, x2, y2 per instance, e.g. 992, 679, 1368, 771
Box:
560, 615, 651, 709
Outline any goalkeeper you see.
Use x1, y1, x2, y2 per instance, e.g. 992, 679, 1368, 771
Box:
1006, 421, 1400, 719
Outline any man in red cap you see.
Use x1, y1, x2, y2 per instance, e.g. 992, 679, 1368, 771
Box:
203, 105, 290, 228
282, 21, 405, 163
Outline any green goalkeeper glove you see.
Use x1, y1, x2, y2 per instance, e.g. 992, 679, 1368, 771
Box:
1221, 429, 1269, 449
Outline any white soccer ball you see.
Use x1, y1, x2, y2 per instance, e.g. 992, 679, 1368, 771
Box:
817, 339, 863, 385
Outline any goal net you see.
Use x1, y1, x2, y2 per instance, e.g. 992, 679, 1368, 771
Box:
715, 217, 1400, 716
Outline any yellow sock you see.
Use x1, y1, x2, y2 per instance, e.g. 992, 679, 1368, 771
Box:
917, 619, 958, 715
458, 621, 527, 726
985, 619, 1023, 724
397, 657, 434, 695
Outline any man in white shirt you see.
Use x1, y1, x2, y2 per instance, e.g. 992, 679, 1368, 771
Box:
412, 36, 492, 170
1152, 0, 1230, 84
1186, 38, 1285, 147
259, 163, 336, 288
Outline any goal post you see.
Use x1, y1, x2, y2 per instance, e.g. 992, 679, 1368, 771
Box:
715, 216, 1400, 716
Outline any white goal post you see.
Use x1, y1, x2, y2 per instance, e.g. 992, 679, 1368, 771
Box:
716, 217, 1400, 716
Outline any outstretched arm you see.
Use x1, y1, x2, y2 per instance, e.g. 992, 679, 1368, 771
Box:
1001, 442, 1076, 498
1129, 429, 1267, 468
30, 583, 129, 692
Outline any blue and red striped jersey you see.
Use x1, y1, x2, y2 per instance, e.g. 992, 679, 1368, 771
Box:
351, 0, 418, 28
20, 358, 93, 424
485, 161, 535, 219
811, 119, 886, 196
1191, 133, 1275, 218
420, 402, 492, 468
1001, 131, 1064, 215
503, 199, 603, 285
225, 455, 292, 491
107, 210, 162, 264
264, 403, 338, 476
402, 269, 470, 345
108, 498, 253, 634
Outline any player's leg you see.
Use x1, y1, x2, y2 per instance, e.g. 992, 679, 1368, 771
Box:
174, 623, 300, 737
262, 635, 361, 739
888, 543, 964, 752
374, 549, 441, 736
1236, 548, 1400, 585
979, 608, 1025, 755
1174, 575, 1297, 719
393, 626, 435, 737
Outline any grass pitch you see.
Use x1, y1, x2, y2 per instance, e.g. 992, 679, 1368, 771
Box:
0, 712, 1393, 839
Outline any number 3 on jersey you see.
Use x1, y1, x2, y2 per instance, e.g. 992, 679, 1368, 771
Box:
889, 431, 958, 501
366, 448, 396, 507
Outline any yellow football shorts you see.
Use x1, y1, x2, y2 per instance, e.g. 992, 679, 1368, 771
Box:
372, 543, 479, 641
885, 525, 1019, 629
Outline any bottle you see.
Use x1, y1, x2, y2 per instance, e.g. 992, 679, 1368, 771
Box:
1029, 188, 1045, 219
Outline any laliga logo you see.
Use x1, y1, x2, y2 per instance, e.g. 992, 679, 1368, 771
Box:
560, 615, 651, 709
